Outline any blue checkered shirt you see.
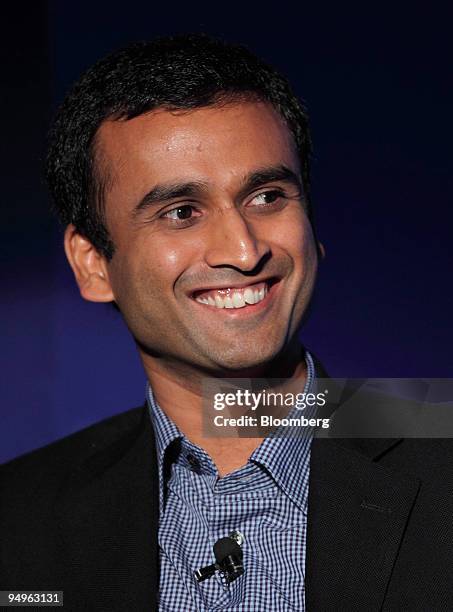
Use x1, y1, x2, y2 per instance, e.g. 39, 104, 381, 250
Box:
147, 351, 315, 611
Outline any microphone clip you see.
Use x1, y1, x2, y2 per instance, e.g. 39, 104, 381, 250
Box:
194, 531, 244, 585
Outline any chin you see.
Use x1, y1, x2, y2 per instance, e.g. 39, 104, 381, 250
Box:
205, 343, 282, 374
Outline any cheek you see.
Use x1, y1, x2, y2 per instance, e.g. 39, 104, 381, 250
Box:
111, 237, 196, 305
140, 244, 184, 288
270, 211, 317, 264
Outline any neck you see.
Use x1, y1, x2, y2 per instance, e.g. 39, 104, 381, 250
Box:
140, 339, 307, 476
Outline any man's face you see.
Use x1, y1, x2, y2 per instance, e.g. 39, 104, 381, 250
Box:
95, 101, 319, 372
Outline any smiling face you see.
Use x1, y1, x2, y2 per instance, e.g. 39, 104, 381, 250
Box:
67, 101, 319, 376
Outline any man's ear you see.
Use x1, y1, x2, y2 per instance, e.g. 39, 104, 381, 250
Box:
64, 224, 114, 302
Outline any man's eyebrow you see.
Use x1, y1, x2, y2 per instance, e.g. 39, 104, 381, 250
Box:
132, 181, 209, 218
132, 165, 302, 219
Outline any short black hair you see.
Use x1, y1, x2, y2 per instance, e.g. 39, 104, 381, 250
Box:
46, 33, 312, 260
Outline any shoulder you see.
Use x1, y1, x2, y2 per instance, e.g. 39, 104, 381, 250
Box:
0, 406, 146, 494
0, 405, 159, 590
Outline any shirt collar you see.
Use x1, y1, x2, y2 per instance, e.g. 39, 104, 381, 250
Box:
147, 384, 182, 512
147, 349, 316, 513
249, 350, 315, 513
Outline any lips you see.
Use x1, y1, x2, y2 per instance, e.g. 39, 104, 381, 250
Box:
191, 278, 279, 310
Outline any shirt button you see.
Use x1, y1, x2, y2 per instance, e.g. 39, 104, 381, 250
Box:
187, 454, 200, 469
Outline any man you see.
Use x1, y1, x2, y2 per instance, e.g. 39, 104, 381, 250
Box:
1, 34, 452, 611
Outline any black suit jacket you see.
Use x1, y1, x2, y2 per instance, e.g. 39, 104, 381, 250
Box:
1, 403, 453, 611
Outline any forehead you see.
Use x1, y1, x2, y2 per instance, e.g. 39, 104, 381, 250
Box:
95, 101, 299, 214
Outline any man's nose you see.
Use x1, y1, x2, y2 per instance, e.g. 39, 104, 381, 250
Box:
203, 207, 270, 272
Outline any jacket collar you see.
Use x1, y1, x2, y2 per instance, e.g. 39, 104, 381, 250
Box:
305, 355, 420, 610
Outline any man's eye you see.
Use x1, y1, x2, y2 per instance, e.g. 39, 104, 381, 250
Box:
250, 190, 285, 207
161, 204, 199, 224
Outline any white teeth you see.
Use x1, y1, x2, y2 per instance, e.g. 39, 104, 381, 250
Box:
195, 282, 271, 309
244, 288, 255, 304
232, 292, 246, 308
214, 295, 224, 309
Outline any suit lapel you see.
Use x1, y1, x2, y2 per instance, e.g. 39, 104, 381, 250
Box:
305, 437, 420, 611
56, 408, 159, 611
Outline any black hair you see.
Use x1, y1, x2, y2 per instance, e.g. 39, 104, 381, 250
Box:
46, 33, 312, 260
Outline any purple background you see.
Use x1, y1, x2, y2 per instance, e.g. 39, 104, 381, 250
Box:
2, 2, 452, 463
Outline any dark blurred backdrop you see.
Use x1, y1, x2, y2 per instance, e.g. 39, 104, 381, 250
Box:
2, 2, 452, 462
